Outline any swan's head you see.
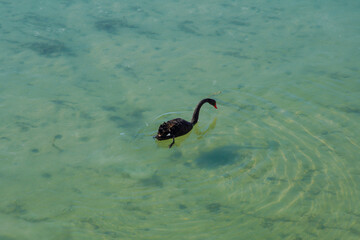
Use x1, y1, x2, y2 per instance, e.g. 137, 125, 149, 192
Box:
208, 98, 217, 109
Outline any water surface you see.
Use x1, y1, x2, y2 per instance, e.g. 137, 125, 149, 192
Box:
1, 0, 360, 239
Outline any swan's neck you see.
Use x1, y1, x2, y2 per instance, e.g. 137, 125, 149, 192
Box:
191, 99, 209, 125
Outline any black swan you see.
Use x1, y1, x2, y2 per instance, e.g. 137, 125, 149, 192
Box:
154, 98, 217, 148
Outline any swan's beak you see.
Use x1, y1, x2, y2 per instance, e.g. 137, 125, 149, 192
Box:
214, 104, 218, 109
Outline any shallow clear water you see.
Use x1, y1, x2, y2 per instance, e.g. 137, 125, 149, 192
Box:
1, 0, 360, 239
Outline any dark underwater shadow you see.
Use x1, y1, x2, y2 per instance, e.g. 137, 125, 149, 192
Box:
195, 145, 242, 169
25, 40, 73, 57
194, 141, 279, 169
94, 18, 137, 34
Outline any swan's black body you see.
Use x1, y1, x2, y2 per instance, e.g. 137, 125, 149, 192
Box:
155, 98, 217, 148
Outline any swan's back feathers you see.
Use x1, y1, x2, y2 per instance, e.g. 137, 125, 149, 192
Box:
156, 118, 193, 140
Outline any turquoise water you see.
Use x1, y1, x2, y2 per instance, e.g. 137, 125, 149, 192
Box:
1, 0, 360, 239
